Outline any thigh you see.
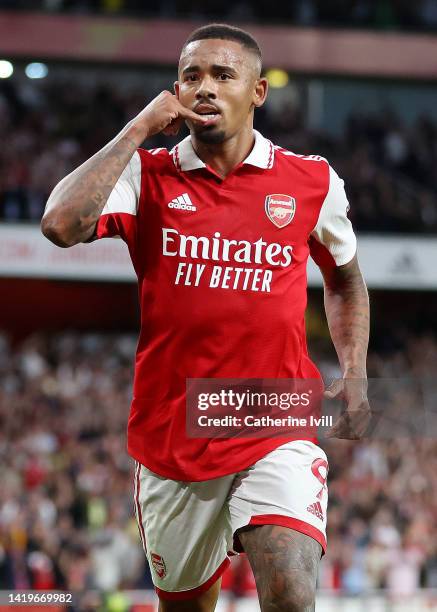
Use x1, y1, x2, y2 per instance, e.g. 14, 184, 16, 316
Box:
239, 525, 321, 612
133, 461, 233, 601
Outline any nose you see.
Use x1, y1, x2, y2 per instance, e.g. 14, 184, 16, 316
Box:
195, 75, 217, 100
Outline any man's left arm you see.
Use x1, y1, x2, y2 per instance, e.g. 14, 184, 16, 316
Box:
309, 163, 370, 439
319, 254, 371, 439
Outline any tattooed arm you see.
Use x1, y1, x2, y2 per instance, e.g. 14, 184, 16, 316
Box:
41, 91, 209, 247
321, 255, 369, 377
41, 125, 142, 247
320, 255, 371, 438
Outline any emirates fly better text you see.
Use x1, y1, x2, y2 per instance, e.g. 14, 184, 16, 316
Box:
162, 228, 293, 293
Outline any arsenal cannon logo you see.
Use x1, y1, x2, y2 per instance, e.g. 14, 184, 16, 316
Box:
265, 194, 296, 228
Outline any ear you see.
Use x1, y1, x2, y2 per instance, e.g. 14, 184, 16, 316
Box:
253, 77, 268, 108
174, 81, 180, 99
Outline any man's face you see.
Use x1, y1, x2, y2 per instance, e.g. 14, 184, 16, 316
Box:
175, 39, 267, 144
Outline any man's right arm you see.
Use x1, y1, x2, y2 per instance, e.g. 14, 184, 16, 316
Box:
41, 91, 210, 247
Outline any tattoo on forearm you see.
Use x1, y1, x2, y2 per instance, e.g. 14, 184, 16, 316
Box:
44, 132, 140, 244
68, 136, 137, 222
323, 258, 369, 375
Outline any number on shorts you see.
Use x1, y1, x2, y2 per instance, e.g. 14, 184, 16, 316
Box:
311, 458, 328, 500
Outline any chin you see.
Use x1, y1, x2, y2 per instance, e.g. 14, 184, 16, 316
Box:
194, 127, 226, 144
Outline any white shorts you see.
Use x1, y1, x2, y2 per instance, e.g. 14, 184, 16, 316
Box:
133, 440, 328, 601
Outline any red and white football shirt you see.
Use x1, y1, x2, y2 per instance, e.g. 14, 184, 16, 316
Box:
94, 130, 356, 481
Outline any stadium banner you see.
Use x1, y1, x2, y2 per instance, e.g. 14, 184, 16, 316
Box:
0, 224, 136, 282
1, 225, 437, 289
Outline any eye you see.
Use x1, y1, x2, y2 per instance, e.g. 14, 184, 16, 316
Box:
218, 73, 231, 80
185, 74, 198, 82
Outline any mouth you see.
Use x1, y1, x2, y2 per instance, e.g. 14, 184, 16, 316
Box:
194, 104, 222, 125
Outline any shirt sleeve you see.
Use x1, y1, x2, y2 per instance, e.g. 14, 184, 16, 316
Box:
309, 164, 357, 268
93, 150, 142, 247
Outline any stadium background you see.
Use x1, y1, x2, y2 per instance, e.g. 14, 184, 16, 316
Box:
1, 2, 437, 610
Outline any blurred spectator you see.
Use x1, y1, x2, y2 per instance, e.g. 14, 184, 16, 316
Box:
0, 331, 151, 591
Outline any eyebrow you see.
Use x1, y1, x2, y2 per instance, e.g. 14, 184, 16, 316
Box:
182, 64, 238, 76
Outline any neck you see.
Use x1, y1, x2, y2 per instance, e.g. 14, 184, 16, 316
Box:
191, 125, 255, 179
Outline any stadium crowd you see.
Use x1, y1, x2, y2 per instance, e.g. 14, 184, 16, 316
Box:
2, 0, 437, 31
1, 76, 437, 233
1, 330, 436, 601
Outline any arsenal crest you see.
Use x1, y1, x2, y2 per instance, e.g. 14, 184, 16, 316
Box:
265, 194, 296, 228
151, 552, 167, 579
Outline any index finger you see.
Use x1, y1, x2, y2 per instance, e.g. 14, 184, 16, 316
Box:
174, 100, 210, 124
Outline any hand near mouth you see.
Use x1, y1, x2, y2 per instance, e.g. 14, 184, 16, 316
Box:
132, 90, 212, 138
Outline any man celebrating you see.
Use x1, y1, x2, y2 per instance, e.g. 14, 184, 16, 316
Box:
42, 24, 370, 612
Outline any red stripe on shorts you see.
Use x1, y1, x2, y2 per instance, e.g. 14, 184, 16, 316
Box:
249, 514, 327, 554
134, 461, 147, 553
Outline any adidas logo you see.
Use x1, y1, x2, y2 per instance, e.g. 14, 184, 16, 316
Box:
307, 501, 324, 521
168, 193, 197, 212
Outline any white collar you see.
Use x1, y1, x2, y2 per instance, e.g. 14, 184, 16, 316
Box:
171, 129, 274, 172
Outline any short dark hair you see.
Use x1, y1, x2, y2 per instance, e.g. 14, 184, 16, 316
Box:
182, 23, 262, 69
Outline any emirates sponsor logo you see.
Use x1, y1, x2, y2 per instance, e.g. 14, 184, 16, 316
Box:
265, 194, 296, 228
161, 228, 293, 293
162, 228, 293, 267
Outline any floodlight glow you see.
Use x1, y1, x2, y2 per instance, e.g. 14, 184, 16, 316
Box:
265, 68, 289, 88
0, 60, 13, 79
25, 62, 49, 79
